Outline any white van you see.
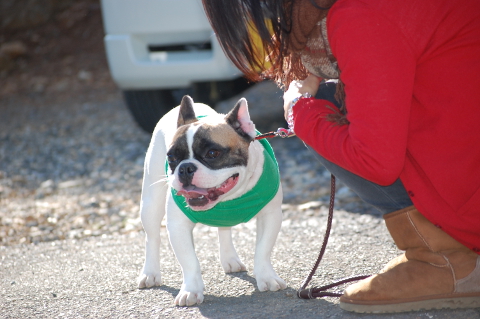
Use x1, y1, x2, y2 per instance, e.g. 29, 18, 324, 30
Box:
100, 0, 249, 132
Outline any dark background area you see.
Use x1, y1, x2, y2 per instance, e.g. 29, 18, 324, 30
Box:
0, 0, 118, 106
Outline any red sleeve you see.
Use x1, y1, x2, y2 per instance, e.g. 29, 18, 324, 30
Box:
293, 1, 416, 185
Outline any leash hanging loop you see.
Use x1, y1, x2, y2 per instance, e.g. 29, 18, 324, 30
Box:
253, 126, 370, 298
297, 174, 370, 299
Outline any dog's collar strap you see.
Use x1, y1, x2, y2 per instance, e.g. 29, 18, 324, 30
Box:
168, 136, 280, 227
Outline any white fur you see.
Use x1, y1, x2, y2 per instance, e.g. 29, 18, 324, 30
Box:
137, 102, 286, 306
186, 124, 198, 159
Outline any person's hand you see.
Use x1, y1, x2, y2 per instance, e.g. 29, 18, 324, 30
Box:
283, 74, 322, 120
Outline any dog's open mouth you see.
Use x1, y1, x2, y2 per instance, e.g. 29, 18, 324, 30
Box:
176, 173, 239, 209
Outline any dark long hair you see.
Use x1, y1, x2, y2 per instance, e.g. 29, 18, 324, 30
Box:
202, 0, 338, 87
201, 0, 292, 83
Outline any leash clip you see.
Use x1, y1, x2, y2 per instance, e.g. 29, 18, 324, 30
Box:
254, 127, 296, 140
275, 127, 296, 138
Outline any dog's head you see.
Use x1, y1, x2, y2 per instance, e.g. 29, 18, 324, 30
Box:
167, 95, 257, 211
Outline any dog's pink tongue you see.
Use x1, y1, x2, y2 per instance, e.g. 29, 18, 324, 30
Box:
207, 175, 238, 201
177, 186, 208, 198
176, 174, 239, 208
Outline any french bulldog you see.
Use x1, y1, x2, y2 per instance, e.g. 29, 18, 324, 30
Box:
137, 95, 286, 306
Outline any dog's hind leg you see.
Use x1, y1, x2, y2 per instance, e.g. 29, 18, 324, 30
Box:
253, 186, 287, 292
138, 129, 169, 288
218, 227, 247, 273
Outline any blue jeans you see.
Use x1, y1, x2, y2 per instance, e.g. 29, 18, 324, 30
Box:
312, 81, 413, 214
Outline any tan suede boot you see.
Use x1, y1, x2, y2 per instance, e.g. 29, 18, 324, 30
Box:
339, 206, 480, 313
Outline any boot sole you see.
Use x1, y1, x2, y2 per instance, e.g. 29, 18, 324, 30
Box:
340, 294, 480, 313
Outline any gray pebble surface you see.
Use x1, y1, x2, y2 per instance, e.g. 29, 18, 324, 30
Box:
0, 90, 371, 246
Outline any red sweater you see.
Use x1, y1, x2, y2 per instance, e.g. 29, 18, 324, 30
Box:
293, 0, 480, 252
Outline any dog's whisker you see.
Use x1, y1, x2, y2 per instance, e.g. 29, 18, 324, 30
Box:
149, 176, 169, 187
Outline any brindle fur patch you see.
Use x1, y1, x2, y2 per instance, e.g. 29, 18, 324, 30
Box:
192, 123, 250, 170
167, 125, 191, 173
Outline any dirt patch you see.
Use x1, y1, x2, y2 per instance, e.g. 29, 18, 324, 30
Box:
0, 0, 118, 107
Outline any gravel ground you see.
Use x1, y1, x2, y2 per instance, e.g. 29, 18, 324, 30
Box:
2, 201, 479, 319
0, 92, 147, 246
0, 83, 375, 246
0, 0, 372, 247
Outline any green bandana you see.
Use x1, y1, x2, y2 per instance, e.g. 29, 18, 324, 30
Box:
166, 137, 280, 227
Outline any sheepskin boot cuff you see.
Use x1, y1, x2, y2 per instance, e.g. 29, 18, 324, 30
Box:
339, 206, 480, 313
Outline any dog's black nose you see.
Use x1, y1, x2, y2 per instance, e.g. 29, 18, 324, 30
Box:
178, 162, 197, 185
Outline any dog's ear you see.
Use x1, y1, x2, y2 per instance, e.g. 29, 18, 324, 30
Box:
177, 95, 198, 128
225, 98, 256, 141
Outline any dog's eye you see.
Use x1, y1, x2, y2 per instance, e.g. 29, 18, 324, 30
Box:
167, 154, 177, 162
205, 149, 221, 159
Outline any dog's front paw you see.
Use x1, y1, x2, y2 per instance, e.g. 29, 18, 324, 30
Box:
221, 256, 247, 273
138, 271, 162, 288
255, 271, 287, 292
175, 290, 204, 306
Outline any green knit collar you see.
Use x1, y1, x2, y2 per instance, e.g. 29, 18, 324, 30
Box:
166, 135, 280, 227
